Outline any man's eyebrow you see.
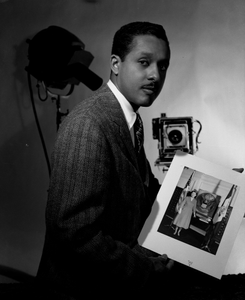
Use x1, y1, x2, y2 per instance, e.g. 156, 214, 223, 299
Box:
137, 51, 169, 61
138, 51, 152, 57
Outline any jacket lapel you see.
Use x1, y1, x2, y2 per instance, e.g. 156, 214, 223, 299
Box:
98, 85, 138, 167
98, 84, 149, 187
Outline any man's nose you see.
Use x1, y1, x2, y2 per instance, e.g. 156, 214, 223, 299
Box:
148, 64, 160, 81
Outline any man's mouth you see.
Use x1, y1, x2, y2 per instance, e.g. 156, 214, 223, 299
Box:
142, 84, 157, 94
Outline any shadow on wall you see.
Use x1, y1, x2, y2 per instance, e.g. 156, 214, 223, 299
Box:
1, 26, 103, 279
0, 33, 57, 278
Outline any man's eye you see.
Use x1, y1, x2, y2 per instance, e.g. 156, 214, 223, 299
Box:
160, 63, 169, 71
139, 60, 149, 66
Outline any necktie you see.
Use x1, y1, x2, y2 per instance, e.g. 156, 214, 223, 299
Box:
134, 113, 144, 153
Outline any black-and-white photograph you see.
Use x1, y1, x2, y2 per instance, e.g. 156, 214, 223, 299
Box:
139, 152, 245, 279
2, 1, 245, 298
157, 166, 239, 255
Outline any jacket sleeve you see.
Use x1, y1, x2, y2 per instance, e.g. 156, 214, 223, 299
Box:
147, 159, 161, 204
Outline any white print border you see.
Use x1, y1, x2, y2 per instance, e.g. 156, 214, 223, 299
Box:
138, 151, 245, 279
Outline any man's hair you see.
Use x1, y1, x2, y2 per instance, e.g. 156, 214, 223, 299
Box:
111, 21, 170, 61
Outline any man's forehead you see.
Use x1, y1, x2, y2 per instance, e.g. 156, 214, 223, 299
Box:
130, 35, 170, 59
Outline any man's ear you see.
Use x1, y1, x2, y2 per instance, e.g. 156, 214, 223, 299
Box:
110, 54, 121, 75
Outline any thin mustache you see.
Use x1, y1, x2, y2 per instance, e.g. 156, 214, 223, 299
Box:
142, 83, 157, 89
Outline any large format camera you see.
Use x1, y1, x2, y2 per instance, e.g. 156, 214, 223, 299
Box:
152, 114, 202, 167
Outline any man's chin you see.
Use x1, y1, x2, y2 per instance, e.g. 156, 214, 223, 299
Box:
141, 97, 156, 107
129, 97, 156, 110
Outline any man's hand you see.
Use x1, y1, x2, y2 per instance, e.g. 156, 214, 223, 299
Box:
149, 254, 174, 274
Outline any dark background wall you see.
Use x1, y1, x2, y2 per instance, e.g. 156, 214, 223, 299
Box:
0, 0, 244, 281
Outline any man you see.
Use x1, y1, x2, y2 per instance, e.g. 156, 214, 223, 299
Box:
37, 21, 174, 298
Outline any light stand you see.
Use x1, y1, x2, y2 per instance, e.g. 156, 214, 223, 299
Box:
55, 95, 69, 131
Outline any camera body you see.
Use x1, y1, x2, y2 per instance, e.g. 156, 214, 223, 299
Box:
152, 114, 194, 166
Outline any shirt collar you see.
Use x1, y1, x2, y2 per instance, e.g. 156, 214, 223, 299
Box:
107, 80, 136, 130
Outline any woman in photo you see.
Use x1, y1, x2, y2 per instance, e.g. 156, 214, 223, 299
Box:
173, 190, 197, 236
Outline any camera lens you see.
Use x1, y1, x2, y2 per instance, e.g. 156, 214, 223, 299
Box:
168, 130, 183, 144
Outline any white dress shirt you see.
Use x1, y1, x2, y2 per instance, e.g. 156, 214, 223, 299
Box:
107, 80, 137, 146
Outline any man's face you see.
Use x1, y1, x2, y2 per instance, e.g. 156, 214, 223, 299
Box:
111, 35, 170, 111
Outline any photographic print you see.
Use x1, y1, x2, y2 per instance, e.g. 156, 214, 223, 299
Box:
138, 151, 245, 279
157, 169, 236, 255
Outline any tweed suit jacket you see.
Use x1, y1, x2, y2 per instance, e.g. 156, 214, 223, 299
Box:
37, 84, 161, 297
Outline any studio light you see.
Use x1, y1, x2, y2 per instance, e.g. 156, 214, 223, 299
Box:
26, 25, 103, 92
25, 26, 103, 176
